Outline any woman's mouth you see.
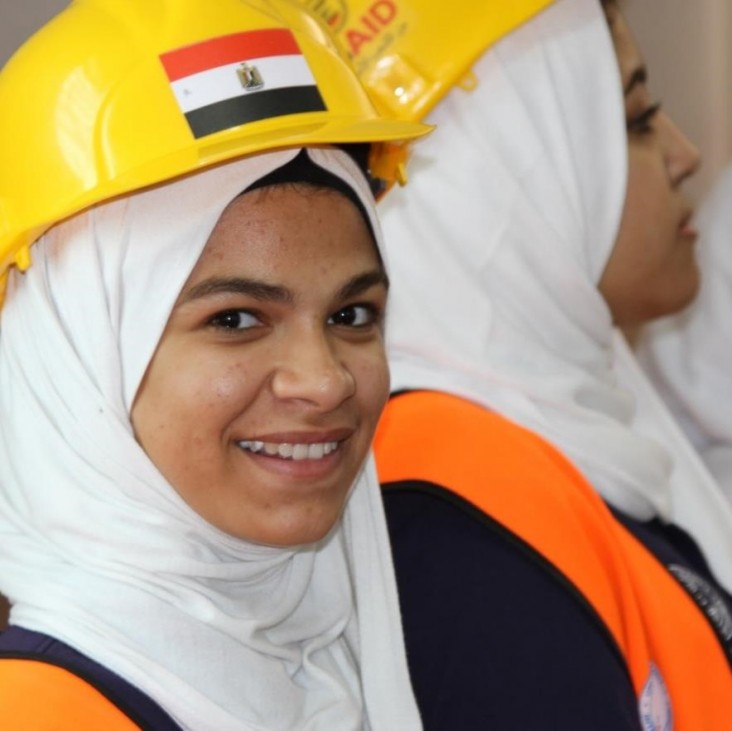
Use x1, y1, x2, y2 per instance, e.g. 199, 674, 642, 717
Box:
679, 210, 698, 239
238, 440, 340, 461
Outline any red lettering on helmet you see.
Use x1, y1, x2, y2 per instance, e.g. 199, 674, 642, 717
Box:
362, 15, 379, 33
346, 28, 372, 55
345, 0, 398, 57
371, 0, 397, 25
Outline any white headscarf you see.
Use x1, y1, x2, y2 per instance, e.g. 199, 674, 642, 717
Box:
637, 165, 732, 498
379, 0, 732, 591
0, 148, 421, 731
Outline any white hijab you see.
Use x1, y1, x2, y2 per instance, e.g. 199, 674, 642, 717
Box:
637, 165, 732, 501
0, 148, 421, 730
379, 0, 732, 591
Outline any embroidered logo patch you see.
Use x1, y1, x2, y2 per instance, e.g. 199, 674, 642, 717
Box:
638, 663, 673, 731
668, 564, 732, 644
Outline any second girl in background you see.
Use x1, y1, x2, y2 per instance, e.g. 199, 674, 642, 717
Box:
314, 0, 732, 727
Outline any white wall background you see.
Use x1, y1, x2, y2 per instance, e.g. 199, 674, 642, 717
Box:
0, 0, 730, 195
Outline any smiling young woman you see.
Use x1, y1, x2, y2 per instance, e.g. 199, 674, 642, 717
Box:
131, 182, 390, 546
0, 1, 430, 729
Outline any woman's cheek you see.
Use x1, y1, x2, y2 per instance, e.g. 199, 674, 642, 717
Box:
355, 348, 390, 423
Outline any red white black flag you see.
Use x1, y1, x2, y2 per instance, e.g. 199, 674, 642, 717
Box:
160, 29, 326, 139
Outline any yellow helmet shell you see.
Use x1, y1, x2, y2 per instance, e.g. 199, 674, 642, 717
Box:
295, 0, 555, 120
0, 0, 430, 301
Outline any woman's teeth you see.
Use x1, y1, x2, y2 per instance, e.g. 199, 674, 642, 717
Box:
238, 440, 339, 461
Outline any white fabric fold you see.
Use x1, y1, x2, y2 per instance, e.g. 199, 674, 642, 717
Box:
380, 0, 732, 591
0, 148, 421, 730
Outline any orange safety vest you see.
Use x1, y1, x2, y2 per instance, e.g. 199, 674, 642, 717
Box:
375, 391, 732, 730
0, 659, 142, 729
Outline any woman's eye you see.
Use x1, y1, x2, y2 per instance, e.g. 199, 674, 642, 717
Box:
208, 310, 260, 331
329, 304, 378, 328
627, 102, 662, 136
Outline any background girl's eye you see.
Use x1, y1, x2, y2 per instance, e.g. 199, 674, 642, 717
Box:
209, 310, 260, 330
329, 304, 376, 328
627, 102, 662, 136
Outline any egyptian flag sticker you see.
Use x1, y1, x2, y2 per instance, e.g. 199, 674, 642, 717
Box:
160, 29, 327, 139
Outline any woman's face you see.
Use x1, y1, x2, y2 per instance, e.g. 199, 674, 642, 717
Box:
131, 184, 389, 546
598, 8, 701, 328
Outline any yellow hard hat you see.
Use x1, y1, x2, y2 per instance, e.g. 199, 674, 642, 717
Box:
0, 0, 430, 303
294, 0, 555, 121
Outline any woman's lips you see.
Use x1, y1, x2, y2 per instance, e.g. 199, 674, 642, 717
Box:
235, 428, 353, 477
679, 210, 698, 239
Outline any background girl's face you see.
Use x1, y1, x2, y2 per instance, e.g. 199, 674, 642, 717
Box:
131, 184, 389, 546
598, 8, 701, 328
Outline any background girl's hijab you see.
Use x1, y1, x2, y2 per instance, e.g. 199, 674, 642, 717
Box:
379, 0, 732, 591
637, 165, 732, 500
0, 148, 421, 730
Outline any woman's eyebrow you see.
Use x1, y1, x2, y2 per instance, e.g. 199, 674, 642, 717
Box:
624, 65, 648, 96
180, 276, 293, 304
338, 270, 389, 300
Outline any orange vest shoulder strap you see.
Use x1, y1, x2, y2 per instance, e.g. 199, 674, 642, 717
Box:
376, 390, 650, 681
0, 658, 141, 730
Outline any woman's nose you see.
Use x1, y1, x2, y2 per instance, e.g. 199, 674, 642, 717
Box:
270, 330, 355, 410
661, 112, 701, 186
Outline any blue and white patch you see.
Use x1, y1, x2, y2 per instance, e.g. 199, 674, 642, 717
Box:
638, 663, 673, 731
